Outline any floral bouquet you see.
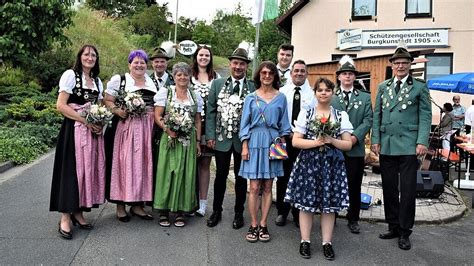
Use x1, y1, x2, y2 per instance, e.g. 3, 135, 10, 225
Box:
115, 90, 147, 117
162, 104, 195, 148
307, 114, 341, 150
81, 104, 114, 133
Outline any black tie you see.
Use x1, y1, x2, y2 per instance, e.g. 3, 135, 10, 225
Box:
292, 87, 301, 126
233, 80, 240, 95
395, 80, 402, 94
343, 91, 350, 108
158, 78, 163, 83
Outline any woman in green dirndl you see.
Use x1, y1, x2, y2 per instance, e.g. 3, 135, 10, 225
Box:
153, 62, 203, 227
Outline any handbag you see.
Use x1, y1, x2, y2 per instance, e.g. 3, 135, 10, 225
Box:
254, 94, 288, 160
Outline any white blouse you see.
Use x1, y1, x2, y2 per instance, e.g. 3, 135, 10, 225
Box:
58, 69, 104, 99
294, 106, 353, 136
105, 73, 157, 97
154, 86, 204, 113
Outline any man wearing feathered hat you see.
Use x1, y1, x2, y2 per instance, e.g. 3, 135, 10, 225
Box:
331, 55, 373, 234
206, 48, 255, 229
149, 47, 175, 90
371, 40, 432, 250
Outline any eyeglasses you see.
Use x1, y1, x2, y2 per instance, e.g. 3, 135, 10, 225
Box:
260, 71, 274, 76
392, 61, 411, 66
199, 44, 212, 48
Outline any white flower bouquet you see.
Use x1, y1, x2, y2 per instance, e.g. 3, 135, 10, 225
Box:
81, 104, 114, 129
123, 92, 147, 117
163, 104, 195, 148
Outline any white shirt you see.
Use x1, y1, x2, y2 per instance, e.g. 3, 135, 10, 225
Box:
231, 77, 245, 96
154, 72, 169, 88
394, 75, 409, 88
277, 64, 292, 86
464, 105, 474, 126
340, 86, 354, 100
280, 79, 315, 131
58, 69, 104, 99
106, 73, 158, 97
154, 86, 203, 113
294, 106, 353, 136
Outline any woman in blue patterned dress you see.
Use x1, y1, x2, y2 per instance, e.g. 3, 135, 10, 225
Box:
239, 61, 291, 242
284, 77, 353, 260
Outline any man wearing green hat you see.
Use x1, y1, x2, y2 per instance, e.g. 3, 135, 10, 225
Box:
206, 48, 255, 229
371, 42, 432, 250
331, 55, 373, 234
149, 47, 175, 90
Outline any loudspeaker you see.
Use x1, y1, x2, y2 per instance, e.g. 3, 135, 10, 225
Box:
416, 170, 444, 198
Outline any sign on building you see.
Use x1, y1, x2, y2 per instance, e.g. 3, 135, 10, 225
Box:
337, 28, 449, 50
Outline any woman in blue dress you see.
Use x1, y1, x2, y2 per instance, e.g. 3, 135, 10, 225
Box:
285, 77, 353, 260
239, 61, 291, 243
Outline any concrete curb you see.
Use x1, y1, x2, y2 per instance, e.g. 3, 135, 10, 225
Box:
0, 161, 14, 173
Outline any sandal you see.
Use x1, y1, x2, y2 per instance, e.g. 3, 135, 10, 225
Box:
245, 226, 259, 243
258, 226, 271, 242
174, 216, 186, 227
159, 215, 170, 227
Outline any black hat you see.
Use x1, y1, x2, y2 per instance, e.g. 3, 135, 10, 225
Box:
149, 47, 171, 60
228, 48, 251, 63
389, 39, 414, 62
336, 55, 358, 75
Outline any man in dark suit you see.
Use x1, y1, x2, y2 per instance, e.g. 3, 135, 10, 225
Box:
206, 48, 255, 229
149, 47, 175, 90
371, 42, 432, 250
331, 56, 373, 234
277, 60, 314, 227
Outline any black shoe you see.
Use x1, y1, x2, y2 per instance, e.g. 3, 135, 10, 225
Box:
117, 213, 131, 223
207, 211, 222, 227
347, 221, 360, 234
275, 215, 287, 226
398, 236, 411, 250
130, 207, 154, 220
323, 243, 335, 260
299, 242, 311, 259
379, 230, 400, 239
232, 212, 244, 229
71, 215, 94, 230
58, 222, 73, 240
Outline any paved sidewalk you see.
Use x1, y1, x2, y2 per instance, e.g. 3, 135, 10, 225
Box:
229, 162, 469, 224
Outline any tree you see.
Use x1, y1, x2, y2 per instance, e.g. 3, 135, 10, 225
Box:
177, 17, 197, 42
0, 1, 74, 64
127, 4, 172, 46
86, 0, 151, 17
210, 10, 254, 56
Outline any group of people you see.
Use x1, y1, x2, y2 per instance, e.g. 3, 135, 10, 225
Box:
49, 42, 432, 260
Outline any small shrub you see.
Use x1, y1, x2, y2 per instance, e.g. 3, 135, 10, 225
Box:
0, 127, 50, 164
0, 67, 27, 87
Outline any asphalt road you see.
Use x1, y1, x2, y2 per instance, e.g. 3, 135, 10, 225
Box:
0, 152, 473, 265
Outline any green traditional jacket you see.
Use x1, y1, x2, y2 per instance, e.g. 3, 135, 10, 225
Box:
205, 77, 255, 153
371, 76, 432, 155
331, 88, 373, 157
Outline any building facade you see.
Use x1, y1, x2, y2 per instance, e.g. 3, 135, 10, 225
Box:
277, 0, 474, 122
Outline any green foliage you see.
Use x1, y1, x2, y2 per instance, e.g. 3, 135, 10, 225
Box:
210, 10, 255, 56
0, 1, 74, 64
20, 45, 75, 91
4, 97, 61, 126
0, 124, 53, 164
256, 19, 290, 63
127, 5, 172, 47
192, 22, 216, 46
177, 17, 197, 41
64, 8, 134, 80
86, 0, 155, 17
0, 67, 45, 106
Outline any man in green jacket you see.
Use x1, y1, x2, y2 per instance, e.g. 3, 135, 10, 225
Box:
331, 55, 373, 234
206, 48, 255, 229
371, 42, 432, 250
